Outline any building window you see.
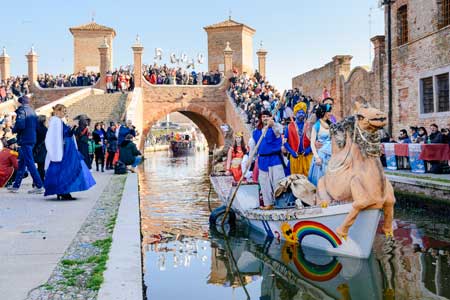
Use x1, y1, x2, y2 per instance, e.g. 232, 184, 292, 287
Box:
437, 73, 450, 112
421, 77, 434, 113
438, 0, 450, 29
397, 5, 408, 46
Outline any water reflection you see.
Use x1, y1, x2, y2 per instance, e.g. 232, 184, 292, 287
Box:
140, 151, 450, 300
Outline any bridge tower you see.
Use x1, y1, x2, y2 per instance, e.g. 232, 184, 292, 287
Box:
204, 18, 255, 75
69, 21, 116, 74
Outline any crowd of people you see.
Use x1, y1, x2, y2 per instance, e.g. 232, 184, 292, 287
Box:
0, 96, 142, 199
0, 76, 30, 102
37, 72, 100, 88
225, 71, 449, 209
143, 64, 222, 86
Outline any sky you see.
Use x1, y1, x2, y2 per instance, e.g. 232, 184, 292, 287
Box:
0, 0, 385, 91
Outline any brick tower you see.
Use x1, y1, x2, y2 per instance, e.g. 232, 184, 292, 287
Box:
204, 18, 255, 75
69, 21, 116, 73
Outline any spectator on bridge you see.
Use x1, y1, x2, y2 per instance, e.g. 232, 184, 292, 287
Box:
8, 96, 44, 194
409, 126, 419, 143
44, 104, 96, 200
119, 134, 142, 172
106, 71, 114, 93
0, 138, 18, 188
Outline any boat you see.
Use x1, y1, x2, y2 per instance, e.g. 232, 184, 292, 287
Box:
170, 138, 192, 156
210, 175, 381, 259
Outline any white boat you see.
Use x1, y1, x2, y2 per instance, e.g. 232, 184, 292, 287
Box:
210, 175, 381, 259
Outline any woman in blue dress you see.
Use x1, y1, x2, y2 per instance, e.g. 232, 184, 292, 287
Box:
308, 104, 332, 186
44, 104, 96, 200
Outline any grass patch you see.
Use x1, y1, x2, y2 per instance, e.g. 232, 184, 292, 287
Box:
85, 237, 113, 291
385, 171, 450, 184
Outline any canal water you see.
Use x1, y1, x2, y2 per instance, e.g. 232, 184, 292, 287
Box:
139, 151, 450, 300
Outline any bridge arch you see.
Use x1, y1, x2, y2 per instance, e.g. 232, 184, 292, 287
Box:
141, 102, 225, 149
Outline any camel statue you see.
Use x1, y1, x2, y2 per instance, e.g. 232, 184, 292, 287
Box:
316, 101, 395, 239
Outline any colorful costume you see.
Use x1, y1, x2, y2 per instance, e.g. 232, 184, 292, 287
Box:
251, 123, 285, 207
226, 145, 247, 182
0, 148, 18, 187
44, 117, 96, 197
284, 102, 312, 176
308, 121, 332, 186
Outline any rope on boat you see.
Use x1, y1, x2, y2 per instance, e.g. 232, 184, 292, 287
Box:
221, 91, 287, 227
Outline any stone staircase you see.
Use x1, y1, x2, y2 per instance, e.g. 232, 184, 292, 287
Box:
66, 93, 128, 127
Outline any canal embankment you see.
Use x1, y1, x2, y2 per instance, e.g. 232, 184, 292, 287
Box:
385, 170, 450, 203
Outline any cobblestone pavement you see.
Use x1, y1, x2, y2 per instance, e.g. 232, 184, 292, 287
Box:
0, 171, 113, 300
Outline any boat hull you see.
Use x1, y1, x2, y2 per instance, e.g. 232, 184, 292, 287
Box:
170, 141, 192, 156
210, 175, 381, 259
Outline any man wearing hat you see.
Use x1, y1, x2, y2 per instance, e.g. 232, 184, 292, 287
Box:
284, 102, 312, 176
9, 95, 44, 193
0, 138, 19, 188
250, 110, 285, 210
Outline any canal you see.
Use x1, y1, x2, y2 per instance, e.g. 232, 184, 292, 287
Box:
139, 150, 450, 300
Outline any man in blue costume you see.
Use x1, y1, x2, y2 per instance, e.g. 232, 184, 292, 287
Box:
250, 110, 285, 210
9, 96, 44, 194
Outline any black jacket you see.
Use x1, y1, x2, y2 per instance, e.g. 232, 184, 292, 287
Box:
119, 140, 141, 165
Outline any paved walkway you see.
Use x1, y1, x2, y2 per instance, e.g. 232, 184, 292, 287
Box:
384, 168, 450, 181
0, 172, 112, 300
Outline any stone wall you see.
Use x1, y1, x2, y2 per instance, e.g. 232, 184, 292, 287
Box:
30, 83, 85, 108
388, 0, 450, 134
71, 31, 114, 73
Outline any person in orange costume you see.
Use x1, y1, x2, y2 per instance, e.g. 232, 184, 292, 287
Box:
225, 132, 249, 182
0, 138, 19, 188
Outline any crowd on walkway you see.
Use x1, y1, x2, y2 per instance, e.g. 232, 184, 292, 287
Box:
0, 96, 142, 199
143, 64, 222, 85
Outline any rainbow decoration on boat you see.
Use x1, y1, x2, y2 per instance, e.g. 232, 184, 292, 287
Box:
281, 221, 342, 248
294, 249, 342, 282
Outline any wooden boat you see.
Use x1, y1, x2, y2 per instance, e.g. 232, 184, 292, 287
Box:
170, 140, 192, 156
210, 175, 381, 259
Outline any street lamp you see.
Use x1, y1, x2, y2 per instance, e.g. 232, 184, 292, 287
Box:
380, 0, 395, 136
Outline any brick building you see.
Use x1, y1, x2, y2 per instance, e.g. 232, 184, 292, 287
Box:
292, 0, 450, 134
204, 18, 256, 75
69, 22, 116, 73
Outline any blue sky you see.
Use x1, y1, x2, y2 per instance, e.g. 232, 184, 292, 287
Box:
1, 0, 384, 91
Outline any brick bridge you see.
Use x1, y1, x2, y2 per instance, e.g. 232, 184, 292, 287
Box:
0, 19, 268, 150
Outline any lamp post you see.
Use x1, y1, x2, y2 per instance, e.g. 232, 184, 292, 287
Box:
381, 0, 395, 136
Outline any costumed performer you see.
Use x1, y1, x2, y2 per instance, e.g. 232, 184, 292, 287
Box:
44, 104, 96, 200
283, 102, 312, 176
308, 104, 332, 186
225, 132, 249, 182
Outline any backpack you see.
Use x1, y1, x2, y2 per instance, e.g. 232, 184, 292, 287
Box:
114, 161, 127, 175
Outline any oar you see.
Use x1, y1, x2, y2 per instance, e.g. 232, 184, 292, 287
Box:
207, 144, 217, 212
221, 90, 286, 227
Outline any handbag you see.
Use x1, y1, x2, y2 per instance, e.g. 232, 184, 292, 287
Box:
114, 161, 127, 175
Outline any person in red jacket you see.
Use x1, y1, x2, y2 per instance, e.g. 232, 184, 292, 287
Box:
0, 138, 19, 188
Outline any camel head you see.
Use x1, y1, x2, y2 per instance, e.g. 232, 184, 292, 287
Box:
353, 101, 387, 133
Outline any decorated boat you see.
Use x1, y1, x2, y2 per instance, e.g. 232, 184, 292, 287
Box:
210, 175, 380, 259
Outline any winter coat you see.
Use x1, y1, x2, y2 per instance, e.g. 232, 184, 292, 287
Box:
119, 140, 141, 165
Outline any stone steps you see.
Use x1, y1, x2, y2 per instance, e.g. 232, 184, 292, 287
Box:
66, 93, 127, 127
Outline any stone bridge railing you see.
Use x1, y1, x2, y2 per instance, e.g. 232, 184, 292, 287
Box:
35, 87, 104, 117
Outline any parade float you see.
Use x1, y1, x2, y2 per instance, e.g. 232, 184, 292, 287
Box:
210, 101, 395, 259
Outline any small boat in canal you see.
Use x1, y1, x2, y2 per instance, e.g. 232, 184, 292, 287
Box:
170, 134, 192, 156
209, 175, 381, 259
